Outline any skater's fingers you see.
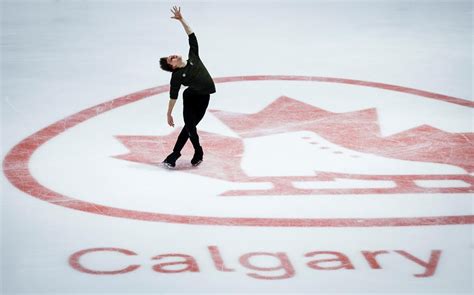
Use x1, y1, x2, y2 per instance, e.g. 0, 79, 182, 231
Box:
167, 115, 174, 127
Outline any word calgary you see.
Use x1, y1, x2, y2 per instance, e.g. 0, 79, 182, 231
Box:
69, 246, 441, 280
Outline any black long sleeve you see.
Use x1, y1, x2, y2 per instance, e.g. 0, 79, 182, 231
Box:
168, 33, 216, 99
188, 33, 199, 57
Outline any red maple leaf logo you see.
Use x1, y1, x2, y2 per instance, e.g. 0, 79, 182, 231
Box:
113, 96, 474, 195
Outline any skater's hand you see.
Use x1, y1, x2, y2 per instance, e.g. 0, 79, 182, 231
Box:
167, 114, 175, 127
170, 6, 183, 20
170, 6, 192, 35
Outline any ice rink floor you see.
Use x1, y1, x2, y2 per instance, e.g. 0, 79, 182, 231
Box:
1, 0, 473, 294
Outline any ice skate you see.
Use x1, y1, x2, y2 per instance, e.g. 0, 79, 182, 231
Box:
163, 151, 181, 168
191, 147, 203, 167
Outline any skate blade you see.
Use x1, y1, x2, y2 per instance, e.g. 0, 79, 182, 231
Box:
163, 162, 175, 169
191, 160, 202, 167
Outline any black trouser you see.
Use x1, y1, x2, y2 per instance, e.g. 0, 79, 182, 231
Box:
173, 88, 210, 153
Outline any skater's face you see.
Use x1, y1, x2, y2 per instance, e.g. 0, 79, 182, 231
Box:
167, 55, 182, 69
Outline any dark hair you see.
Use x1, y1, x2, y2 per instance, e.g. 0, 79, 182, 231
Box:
159, 57, 174, 72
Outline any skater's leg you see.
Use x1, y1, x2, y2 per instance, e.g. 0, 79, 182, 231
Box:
185, 94, 210, 148
194, 94, 210, 125
187, 94, 210, 166
186, 119, 203, 166
184, 116, 201, 150
182, 90, 203, 151
164, 127, 185, 167
172, 126, 189, 153
180, 90, 210, 166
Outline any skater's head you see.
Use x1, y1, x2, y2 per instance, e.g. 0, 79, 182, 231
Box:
160, 55, 184, 72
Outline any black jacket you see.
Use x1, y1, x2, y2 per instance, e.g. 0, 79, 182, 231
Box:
169, 33, 216, 99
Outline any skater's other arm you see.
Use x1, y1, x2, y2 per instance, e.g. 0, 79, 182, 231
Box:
170, 6, 193, 35
168, 70, 181, 127
167, 99, 177, 127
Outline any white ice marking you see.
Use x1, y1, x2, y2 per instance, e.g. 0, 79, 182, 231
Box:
241, 131, 466, 177
227, 181, 274, 191
414, 180, 471, 188
293, 179, 396, 189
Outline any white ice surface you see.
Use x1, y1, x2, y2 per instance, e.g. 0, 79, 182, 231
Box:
1, 0, 473, 294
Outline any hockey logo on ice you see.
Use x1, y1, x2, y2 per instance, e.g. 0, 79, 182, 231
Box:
3, 75, 473, 226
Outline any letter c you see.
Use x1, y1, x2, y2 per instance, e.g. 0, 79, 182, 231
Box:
69, 248, 140, 275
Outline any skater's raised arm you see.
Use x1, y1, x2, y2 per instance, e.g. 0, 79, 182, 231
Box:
170, 6, 193, 35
